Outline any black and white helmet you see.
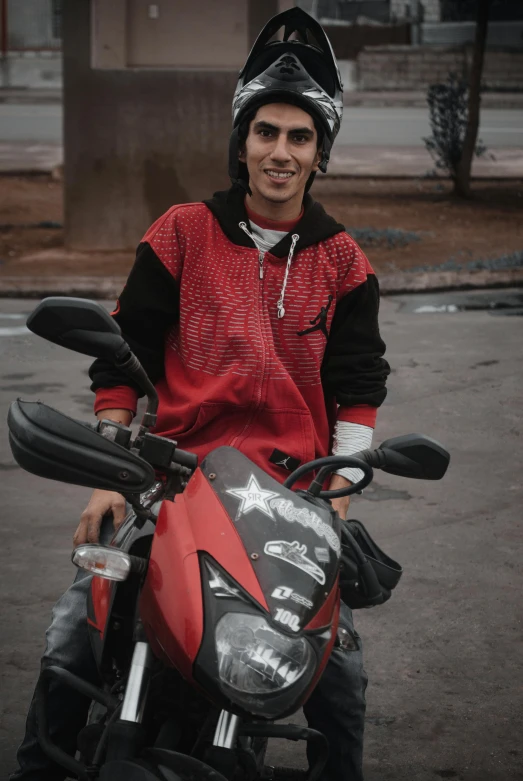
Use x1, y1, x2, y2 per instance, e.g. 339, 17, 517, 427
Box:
229, 7, 343, 183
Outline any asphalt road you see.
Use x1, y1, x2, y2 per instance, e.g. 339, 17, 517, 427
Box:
1, 292, 522, 780
1, 103, 523, 147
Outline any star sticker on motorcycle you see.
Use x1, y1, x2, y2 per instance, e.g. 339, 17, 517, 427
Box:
226, 474, 279, 520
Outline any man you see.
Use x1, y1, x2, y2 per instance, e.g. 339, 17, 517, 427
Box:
10, 8, 389, 781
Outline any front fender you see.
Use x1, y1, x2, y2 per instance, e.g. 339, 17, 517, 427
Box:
99, 759, 166, 781
99, 749, 228, 781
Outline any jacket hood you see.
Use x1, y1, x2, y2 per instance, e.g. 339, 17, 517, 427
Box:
203, 184, 345, 258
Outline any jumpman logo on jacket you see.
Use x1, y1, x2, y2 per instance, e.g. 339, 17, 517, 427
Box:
297, 295, 333, 339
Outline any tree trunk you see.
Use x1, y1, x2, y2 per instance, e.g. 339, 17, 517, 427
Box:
454, 0, 490, 198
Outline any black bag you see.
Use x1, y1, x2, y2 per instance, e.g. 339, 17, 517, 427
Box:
339, 519, 403, 609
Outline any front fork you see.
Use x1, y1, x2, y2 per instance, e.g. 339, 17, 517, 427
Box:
105, 639, 154, 762
120, 641, 241, 740
112, 647, 242, 770
120, 641, 153, 722
213, 710, 240, 749
116, 644, 241, 739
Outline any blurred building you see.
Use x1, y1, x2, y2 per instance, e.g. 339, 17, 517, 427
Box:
61, 0, 293, 251
0, 0, 62, 88
298, 0, 523, 92
300, 0, 523, 29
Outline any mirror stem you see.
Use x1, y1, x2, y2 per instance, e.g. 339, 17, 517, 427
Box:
115, 351, 159, 434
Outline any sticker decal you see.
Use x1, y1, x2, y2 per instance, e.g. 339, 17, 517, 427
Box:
274, 607, 301, 632
272, 586, 313, 610
269, 498, 340, 554
314, 547, 330, 564
226, 474, 279, 520
264, 540, 326, 585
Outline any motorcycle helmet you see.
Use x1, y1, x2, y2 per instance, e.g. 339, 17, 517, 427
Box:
229, 7, 344, 189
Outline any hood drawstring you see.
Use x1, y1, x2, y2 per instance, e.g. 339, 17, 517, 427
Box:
238, 222, 300, 320
277, 233, 299, 319
239, 221, 257, 244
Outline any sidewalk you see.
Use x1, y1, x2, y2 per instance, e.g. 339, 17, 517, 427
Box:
0, 142, 62, 174
1, 248, 521, 299
330, 145, 523, 178
0, 88, 62, 104
1, 87, 522, 176
2, 141, 523, 179
2, 87, 523, 109
1, 113, 522, 299
344, 90, 523, 109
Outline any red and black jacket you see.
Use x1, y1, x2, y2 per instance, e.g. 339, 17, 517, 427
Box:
90, 186, 390, 482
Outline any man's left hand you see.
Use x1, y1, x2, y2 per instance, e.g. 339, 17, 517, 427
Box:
328, 473, 351, 520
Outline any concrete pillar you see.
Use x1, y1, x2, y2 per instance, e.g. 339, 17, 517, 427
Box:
63, 0, 237, 250
64, 0, 297, 250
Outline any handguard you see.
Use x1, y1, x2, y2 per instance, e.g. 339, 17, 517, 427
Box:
339, 519, 403, 609
8, 399, 156, 494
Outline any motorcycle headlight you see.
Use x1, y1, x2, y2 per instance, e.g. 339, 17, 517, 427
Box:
215, 612, 314, 696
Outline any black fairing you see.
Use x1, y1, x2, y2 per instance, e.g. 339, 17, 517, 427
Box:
194, 554, 332, 720
99, 750, 229, 781
8, 400, 155, 493
201, 447, 340, 628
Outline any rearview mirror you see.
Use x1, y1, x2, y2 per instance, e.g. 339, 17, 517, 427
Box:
27, 297, 129, 361
377, 434, 450, 480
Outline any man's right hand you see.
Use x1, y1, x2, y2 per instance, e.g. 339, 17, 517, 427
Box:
74, 489, 127, 547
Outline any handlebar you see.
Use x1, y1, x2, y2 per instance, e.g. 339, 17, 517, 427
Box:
113, 350, 159, 434
283, 455, 374, 499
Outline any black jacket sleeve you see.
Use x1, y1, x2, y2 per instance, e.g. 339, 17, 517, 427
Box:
321, 274, 390, 408
89, 242, 180, 395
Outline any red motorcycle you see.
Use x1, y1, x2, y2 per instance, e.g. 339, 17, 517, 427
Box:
8, 298, 449, 781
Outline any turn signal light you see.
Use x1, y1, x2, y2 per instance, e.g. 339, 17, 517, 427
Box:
72, 544, 132, 581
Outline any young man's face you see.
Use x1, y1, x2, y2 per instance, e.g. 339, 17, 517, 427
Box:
239, 102, 321, 211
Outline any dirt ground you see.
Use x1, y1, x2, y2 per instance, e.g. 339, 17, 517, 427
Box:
0, 176, 63, 257
1, 175, 522, 277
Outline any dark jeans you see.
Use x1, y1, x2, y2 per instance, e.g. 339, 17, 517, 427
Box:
304, 602, 368, 781
10, 537, 367, 781
9, 520, 114, 781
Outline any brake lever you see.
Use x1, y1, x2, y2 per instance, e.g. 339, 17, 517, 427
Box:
124, 481, 165, 528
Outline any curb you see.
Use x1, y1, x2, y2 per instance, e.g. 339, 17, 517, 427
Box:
3, 170, 523, 182
5, 170, 523, 182
378, 267, 523, 294
0, 277, 127, 299
2, 89, 523, 110
1, 269, 522, 299
0, 168, 57, 177
324, 173, 523, 181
